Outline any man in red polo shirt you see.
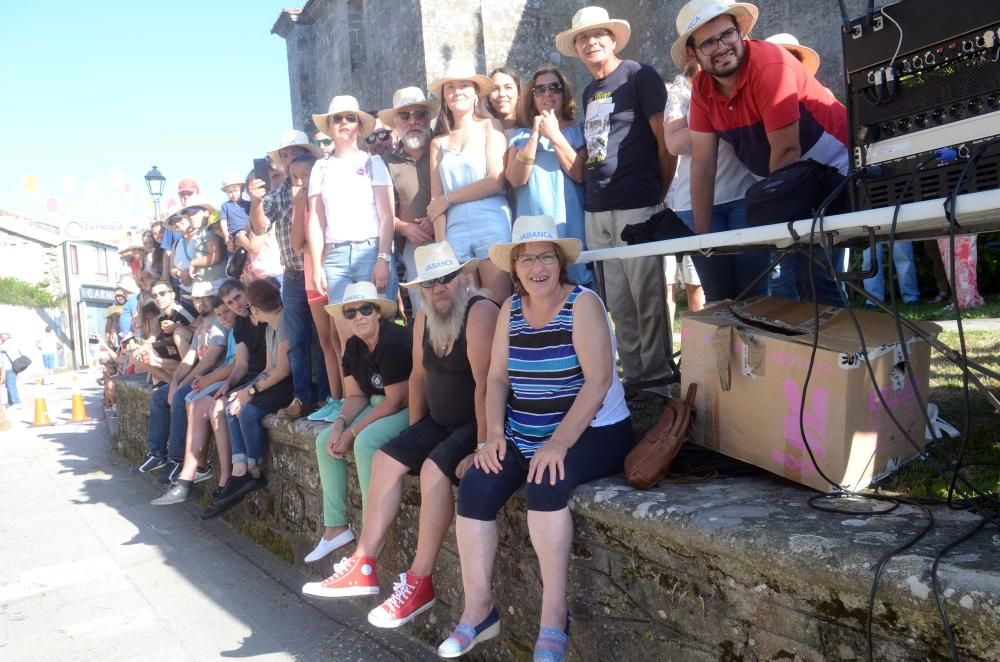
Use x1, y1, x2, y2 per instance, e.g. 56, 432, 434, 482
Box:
678, 0, 848, 304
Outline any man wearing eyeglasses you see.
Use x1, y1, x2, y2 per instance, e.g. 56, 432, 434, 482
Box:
365, 120, 397, 159
678, 0, 848, 303
379, 87, 439, 315
314, 131, 335, 158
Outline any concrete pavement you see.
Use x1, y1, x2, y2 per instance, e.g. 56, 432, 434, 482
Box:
0, 372, 437, 661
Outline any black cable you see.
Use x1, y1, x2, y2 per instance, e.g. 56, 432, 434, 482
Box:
837, 0, 851, 29
931, 519, 988, 661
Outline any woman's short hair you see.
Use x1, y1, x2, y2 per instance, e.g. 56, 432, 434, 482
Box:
509, 242, 571, 296
521, 66, 577, 124
246, 278, 282, 313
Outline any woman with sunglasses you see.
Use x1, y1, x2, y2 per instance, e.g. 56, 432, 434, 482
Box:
506, 66, 593, 288
427, 65, 512, 305
308, 96, 397, 351
303, 282, 411, 566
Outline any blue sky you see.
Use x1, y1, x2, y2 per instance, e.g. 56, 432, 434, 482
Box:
0, 1, 293, 225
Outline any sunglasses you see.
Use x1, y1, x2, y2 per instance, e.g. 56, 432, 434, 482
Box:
331, 113, 359, 124
342, 303, 378, 320
418, 270, 461, 289
532, 82, 564, 96
151, 290, 172, 298
396, 109, 430, 121
365, 129, 393, 144
315, 138, 333, 146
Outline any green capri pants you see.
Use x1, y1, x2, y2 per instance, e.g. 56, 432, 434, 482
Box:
315, 394, 410, 528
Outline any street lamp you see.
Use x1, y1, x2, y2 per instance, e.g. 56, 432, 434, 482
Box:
144, 166, 166, 223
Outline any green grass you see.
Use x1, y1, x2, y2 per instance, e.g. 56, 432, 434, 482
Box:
0, 277, 62, 308
851, 295, 1000, 322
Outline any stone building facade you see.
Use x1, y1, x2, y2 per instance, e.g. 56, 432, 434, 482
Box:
272, 0, 887, 131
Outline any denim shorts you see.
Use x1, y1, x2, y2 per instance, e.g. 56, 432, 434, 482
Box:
323, 238, 378, 304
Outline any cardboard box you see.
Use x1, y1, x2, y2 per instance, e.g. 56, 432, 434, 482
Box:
680, 297, 939, 493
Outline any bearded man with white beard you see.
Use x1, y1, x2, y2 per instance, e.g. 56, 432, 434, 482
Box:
380, 87, 440, 314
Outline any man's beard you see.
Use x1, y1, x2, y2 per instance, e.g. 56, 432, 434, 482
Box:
424, 284, 470, 356
401, 128, 431, 150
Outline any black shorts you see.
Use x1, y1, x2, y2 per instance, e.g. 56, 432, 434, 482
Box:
379, 417, 477, 484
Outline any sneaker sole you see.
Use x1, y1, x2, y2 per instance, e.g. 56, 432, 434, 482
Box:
302, 584, 379, 599
368, 597, 436, 629
437, 621, 500, 658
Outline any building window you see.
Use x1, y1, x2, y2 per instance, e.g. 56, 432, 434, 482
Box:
69, 245, 79, 275
348, 0, 364, 73
95, 247, 109, 281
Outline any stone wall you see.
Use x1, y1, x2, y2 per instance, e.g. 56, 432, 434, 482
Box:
114, 374, 1000, 660
273, 0, 896, 129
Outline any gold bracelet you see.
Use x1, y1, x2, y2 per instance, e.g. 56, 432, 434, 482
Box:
515, 151, 536, 165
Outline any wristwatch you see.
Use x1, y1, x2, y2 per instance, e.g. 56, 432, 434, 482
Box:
377, 252, 392, 264
248, 384, 259, 397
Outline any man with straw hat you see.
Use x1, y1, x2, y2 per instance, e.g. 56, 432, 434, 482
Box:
302, 242, 498, 631
248, 129, 328, 418
678, 0, 849, 305
380, 87, 439, 314
556, 5, 675, 391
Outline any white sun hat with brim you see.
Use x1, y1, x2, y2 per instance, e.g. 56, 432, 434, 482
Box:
117, 235, 145, 255
312, 96, 376, 140
219, 173, 244, 191
671, 0, 759, 70
164, 208, 185, 226
266, 129, 324, 165
428, 62, 494, 100
555, 6, 632, 59
378, 87, 440, 127
183, 281, 218, 299
400, 241, 479, 289
765, 33, 820, 75
489, 215, 582, 272
180, 195, 218, 216
324, 281, 397, 321
117, 274, 139, 294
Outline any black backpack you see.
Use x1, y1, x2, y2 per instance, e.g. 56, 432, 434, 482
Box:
745, 159, 847, 228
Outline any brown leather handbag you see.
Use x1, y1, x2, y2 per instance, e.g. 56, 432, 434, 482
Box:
624, 384, 698, 490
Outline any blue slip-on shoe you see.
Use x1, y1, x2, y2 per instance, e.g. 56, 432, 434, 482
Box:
437, 606, 500, 658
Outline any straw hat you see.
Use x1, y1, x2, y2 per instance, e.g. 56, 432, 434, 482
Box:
378, 87, 439, 127
182, 281, 218, 299
165, 209, 185, 226
428, 62, 493, 100
489, 215, 581, 272
400, 241, 479, 289
765, 33, 820, 75
266, 129, 324, 165
117, 234, 145, 255
555, 6, 632, 58
671, 0, 759, 70
117, 274, 139, 293
219, 172, 244, 191
180, 195, 218, 216
324, 281, 397, 321
312, 96, 376, 140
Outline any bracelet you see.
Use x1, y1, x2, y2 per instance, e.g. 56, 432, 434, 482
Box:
333, 416, 347, 426
515, 151, 536, 165
476, 442, 487, 450
377, 252, 392, 264
347, 427, 357, 439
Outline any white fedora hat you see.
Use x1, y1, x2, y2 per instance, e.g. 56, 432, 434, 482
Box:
312, 96, 376, 140
219, 172, 244, 191
378, 87, 440, 127
428, 62, 493, 100
555, 6, 631, 59
400, 241, 479, 289
324, 281, 397, 321
180, 195, 218, 216
266, 129, 324, 165
765, 33, 820, 75
183, 280, 218, 299
671, 0, 758, 70
489, 215, 582, 272
117, 274, 139, 293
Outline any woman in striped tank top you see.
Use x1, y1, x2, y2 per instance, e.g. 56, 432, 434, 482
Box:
437, 216, 633, 662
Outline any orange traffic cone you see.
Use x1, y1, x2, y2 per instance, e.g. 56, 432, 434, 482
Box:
70, 377, 88, 422
33, 397, 52, 426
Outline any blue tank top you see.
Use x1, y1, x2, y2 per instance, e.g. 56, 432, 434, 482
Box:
437, 141, 511, 228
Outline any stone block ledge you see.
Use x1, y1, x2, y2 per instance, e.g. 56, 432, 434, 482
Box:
113, 375, 999, 660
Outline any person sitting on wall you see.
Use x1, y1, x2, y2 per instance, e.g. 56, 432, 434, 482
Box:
302, 242, 498, 632
438, 215, 634, 661
131, 279, 194, 386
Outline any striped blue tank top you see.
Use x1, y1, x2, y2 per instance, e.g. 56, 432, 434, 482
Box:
504, 285, 585, 459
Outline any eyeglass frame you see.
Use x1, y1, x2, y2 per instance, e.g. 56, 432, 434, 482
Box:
331, 113, 359, 124
418, 270, 461, 289
365, 129, 393, 144
692, 26, 742, 57
396, 109, 431, 122
315, 137, 333, 146
532, 82, 564, 96
342, 303, 379, 320
514, 251, 560, 268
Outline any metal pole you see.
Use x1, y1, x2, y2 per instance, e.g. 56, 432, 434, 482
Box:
152, 198, 161, 225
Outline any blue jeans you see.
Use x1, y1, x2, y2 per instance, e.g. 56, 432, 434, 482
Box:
148, 382, 194, 460
768, 247, 846, 307
227, 402, 269, 467
4, 370, 20, 405
323, 238, 397, 304
677, 200, 769, 302
862, 241, 920, 304
281, 269, 329, 404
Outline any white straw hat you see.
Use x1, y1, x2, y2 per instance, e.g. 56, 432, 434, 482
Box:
312, 96, 376, 140
555, 6, 632, 58
765, 33, 820, 75
266, 129, 324, 165
489, 215, 581, 272
220, 172, 244, 191
183, 281, 218, 299
180, 195, 218, 216
324, 281, 397, 321
400, 241, 479, 289
378, 87, 440, 127
428, 62, 494, 100
117, 274, 139, 293
671, 0, 758, 70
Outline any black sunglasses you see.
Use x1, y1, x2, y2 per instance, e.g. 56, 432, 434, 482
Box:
418, 270, 461, 289
365, 129, 393, 144
331, 113, 359, 124
397, 109, 431, 121
316, 138, 333, 146
343, 303, 378, 320
151, 290, 172, 298
532, 82, 564, 96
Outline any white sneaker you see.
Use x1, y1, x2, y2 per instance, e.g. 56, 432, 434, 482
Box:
304, 528, 355, 563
